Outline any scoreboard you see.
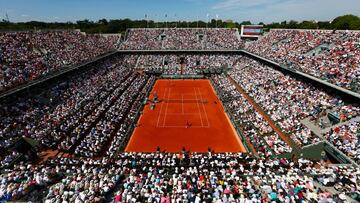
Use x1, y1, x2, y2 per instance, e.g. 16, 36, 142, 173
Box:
240, 25, 263, 38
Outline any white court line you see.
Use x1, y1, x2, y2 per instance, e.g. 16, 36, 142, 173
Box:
162, 86, 172, 127
193, 87, 204, 127
156, 88, 168, 127
159, 113, 199, 115
196, 87, 210, 127
163, 99, 206, 101
159, 125, 210, 128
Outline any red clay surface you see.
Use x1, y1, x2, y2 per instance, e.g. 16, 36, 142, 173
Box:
125, 79, 246, 153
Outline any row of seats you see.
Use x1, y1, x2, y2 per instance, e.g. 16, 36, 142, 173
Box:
229, 57, 359, 149
120, 28, 243, 50
0, 30, 119, 93
0, 154, 358, 202
211, 75, 292, 156
125, 54, 242, 75
0, 55, 154, 166
246, 29, 360, 93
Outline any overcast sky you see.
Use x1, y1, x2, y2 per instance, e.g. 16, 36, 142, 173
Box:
1, 0, 359, 23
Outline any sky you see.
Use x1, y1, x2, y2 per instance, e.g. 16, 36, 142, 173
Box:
0, 0, 360, 24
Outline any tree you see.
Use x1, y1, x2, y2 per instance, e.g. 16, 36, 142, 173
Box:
288, 20, 298, 29
298, 21, 317, 29
331, 14, 360, 30
240, 21, 252, 25
1, 14, 360, 33
76, 19, 93, 30
317, 21, 331, 29
98, 19, 108, 25
225, 21, 236, 28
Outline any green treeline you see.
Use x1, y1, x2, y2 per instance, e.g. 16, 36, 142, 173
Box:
0, 14, 359, 34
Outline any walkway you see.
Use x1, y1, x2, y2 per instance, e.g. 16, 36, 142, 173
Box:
301, 116, 360, 136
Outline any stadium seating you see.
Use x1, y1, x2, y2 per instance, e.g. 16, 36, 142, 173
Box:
324, 121, 359, 163
246, 29, 360, 93
1, 154, 358, 202
0, 30, 119, 93
229, 57, 359, 148
127, 54, 242, 75
0, 28, 359, 203
212, 75, 292, 156
120, 28, 243, 50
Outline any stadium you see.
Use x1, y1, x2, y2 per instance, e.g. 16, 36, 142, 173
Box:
0, 1, 360, 202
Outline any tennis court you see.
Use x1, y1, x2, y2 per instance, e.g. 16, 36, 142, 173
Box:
125, 79, 246, 152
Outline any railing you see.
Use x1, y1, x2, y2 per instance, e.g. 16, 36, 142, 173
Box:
323, 141, 358, 166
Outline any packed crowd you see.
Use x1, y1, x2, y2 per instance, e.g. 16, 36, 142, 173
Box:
1, 153, 359, 202
120, 28, 243, 50
212, 75, 292, 156
121, 29, 163, 50
246, 29, 360, 93
161, 54, 241, 75
324, 121, 359, 164
1, 52, 358, 157
106, 76, 155, 158
0, 33, 359, 203
72, 74, 152, 157
0, 54, 156, 167
0, 30, 119, 93
125, 54, 242, 75
229, 57, 359, 148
